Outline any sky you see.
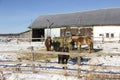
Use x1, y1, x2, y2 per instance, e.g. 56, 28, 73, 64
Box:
0, 0, 120, 34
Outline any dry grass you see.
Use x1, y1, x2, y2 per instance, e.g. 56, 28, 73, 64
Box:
18, 51, 58, 61
18, 48, 99, 62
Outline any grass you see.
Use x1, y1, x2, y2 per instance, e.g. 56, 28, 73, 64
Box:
18, 51, 58, 61
18, 48, 98, 61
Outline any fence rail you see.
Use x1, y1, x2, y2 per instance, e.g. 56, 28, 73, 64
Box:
0, 37, 120, 79
0, 37, 120, 42
0, 49, 120, 79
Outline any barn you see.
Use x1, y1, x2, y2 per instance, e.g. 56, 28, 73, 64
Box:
29, 8, 120, 42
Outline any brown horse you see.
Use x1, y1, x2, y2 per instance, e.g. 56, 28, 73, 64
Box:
45, 36, 52, 51
68, 36, 93, 53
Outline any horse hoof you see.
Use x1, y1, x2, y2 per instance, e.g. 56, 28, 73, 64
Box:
63, 67, 67, 69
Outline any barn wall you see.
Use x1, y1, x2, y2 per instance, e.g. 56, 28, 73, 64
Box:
34, 27, 93, 41
80, 27, 93, 37
19, 30, 32, 38
19, 30, 32, 42
61, 27, 79, 37
45, 28, 60, 39
93, 26, 120, 42
45, 27, 93, 39
61, 27, 93, 37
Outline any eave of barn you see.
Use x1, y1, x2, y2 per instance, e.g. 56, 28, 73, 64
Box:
29, 8, 120, 29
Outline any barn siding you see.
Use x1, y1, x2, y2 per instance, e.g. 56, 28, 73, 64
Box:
45, 28, 60, 39
61, 27, 93, 37
18, 30, 32, 42
93, 26, 120, 42
19, 30, 32, 38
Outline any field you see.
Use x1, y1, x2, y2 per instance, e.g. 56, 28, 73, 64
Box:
0, 39, 120, 80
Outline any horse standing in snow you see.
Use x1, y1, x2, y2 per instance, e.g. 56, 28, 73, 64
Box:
68, 36, 93, 53
52, 41, 69, 64
45, 36, 52, 51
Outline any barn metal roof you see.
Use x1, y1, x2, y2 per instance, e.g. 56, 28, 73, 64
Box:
29, 8, 120, 29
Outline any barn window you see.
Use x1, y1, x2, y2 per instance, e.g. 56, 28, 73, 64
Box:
111, 33, 114, 38
106, 33, 109, 38
66, 31, 71, 37
99, 34, 103, 36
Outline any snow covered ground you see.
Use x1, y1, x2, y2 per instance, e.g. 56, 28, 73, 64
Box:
94, 41, 120, 53
7, 73, 81, 80
0, 39, 120, 80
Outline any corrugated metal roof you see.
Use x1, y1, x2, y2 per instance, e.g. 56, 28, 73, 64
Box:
29, 8, 120, 29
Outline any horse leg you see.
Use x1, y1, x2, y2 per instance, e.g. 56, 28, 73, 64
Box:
58, 55, 61, 64
46, 47, 49, 51
65, 58, 68, 64
91, 43, 93, 50
77, 45, 81, 53
64, 56, 67, 64
49, 46, 51, 51
62, 56, 66, 64
65, 55, 69, 64
62, 55, 65, 64
88, 44, 91, 53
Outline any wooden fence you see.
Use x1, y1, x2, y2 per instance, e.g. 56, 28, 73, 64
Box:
0, 38, 120, 79
0, 49, 120, 79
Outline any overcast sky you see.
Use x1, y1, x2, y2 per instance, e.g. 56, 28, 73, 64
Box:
0, 0, 120, 33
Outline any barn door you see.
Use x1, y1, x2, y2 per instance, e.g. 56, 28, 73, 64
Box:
32, 29, 44, 41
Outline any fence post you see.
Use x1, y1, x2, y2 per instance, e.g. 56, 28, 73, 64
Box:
31, 46, 35, 73
17, 38, 18, 44
0, 71, 6, 80
77, 46, 81, 78
16, 58, 22, 73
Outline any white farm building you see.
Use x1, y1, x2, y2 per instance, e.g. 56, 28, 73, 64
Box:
29, 8, 120, 42
94, 26, 120, 42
